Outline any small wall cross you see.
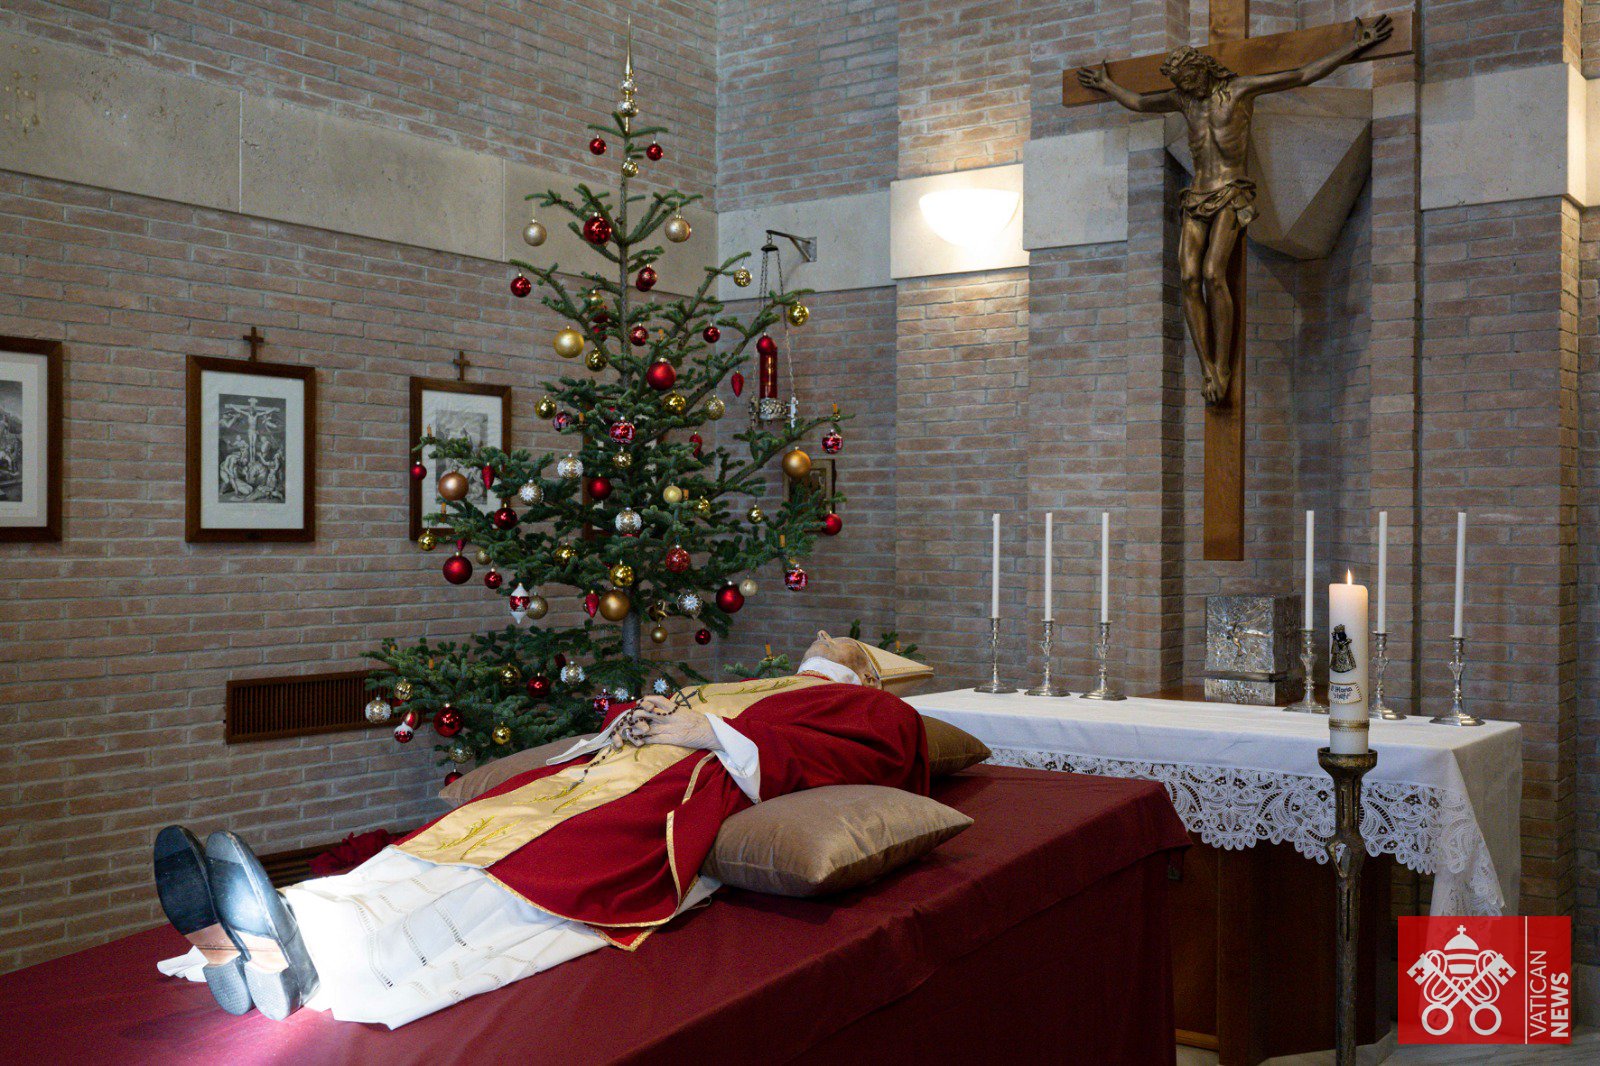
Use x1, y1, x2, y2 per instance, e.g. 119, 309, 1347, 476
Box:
242, 326, 266, 361
453, 349, 471, 381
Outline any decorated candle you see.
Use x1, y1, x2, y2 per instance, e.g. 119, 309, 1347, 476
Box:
1452, 512, 1466, 638
1376, 510, 1388, 633
990, 513, 1001, 619
1099, 512, 1111, 623
1303, 510, 1316, 628
1043, 512, 1053, 622
1328, 571, 1370, 756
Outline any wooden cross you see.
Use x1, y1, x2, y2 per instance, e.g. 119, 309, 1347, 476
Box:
241, 326, 266, 361
1063, 6, 1413, 561
453, 349, 472, 381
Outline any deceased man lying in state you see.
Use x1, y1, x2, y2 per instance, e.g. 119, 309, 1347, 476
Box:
154, 633, 928, 1028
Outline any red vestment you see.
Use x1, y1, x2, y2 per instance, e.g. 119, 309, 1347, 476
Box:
402, 681, 929, 947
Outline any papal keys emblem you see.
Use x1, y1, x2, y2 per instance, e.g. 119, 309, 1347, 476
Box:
1407, 925, 1517, 1037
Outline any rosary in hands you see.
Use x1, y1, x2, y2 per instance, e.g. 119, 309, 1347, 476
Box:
617, 694, 721, 752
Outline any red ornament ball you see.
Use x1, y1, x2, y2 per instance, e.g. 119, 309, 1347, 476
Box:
582, 215, 613, 245
583, 591, 600, 618
609, 420, 635, 444
730, 371, 744, 397
695, 628, 712, 646
702, 325, 720, 343
688, 433, 704, 457
586, 475, 612, 500
822, 428, 844, 454
589, 319, 609, 338
589, 136, 607, 155
444, 770, 462, 786
664, 546, 691, 573
592, 695, 612, 714
715, 584, 745, 614
526, 675, 551, 700
443, 553, 473, 584
484, 568, 503, 590
409, 461, 428, 481
646, 142, 664, 162
821, 512, 843, 536
635, 266, 658, 292
510, 274, 532, 298
755, 334, 778, 358
554, 653, 568, 669
434, 707, 464, 737
393, 720, 414, 743
628, 325, 649, 347
785, 563, 808, 591
492, 506, 518, 531
644, 360, 677, 392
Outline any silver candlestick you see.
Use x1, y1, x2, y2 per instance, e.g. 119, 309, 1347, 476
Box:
1285, 626, 1327, 713
1429, 635, 1483, 726
973, 616, 1016, 694
1079, 619, 1125, 700
1024, 618, 1069, 697
1370, 631, 1404, 720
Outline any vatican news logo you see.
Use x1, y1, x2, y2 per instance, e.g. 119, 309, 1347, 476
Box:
1398, 917, 1571, 1045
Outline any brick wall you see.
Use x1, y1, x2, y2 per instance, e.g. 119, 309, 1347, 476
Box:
1578, 204, 1600, 964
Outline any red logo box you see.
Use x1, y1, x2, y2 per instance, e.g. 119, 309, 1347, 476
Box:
1399, 916, 1572, 1045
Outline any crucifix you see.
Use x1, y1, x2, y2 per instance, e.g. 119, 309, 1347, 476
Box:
241, 326, 266, 361
453, 349, 472, 381
1065, 6, 1412, 560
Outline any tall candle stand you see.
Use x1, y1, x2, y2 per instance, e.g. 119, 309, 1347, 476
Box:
973, 616, 1016, 694
1285, 626, 1327, 713
1429, 636, 1483, 726
1079, 620, 1125, 701
1370, 631, 1404, 720
1318, 747, 1377, 1066
1024, 618, 1068, 697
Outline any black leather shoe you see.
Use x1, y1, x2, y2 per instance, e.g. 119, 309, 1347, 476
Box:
205, 830, 321, 1021
152, 825, 253, 1015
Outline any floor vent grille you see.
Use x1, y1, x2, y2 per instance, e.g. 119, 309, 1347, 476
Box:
225, 669, 381, 744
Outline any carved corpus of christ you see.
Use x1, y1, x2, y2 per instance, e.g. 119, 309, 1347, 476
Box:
1078, 15, 1393, 405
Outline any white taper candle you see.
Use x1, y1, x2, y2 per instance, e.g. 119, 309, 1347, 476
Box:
991, 513, 1001, 619
1452, 511, 1466, 638
1100, 512, 1110, 623
1376, 511, 1388, 633
1043, 512, 1053, 621
1303, 510, 1315, 628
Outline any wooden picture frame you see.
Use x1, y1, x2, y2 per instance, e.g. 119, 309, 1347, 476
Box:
409, 376, 512, 539
787, 457, 837, 504
0, 336, 64, 542
186, 355, 316, 543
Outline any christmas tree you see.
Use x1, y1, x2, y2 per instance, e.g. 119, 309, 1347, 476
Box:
365, 36, 845, 781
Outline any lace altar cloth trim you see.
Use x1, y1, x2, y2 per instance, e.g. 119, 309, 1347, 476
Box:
989, 747, 1503, 917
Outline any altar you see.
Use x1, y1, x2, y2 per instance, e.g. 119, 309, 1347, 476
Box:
906, 688, 1524, 1063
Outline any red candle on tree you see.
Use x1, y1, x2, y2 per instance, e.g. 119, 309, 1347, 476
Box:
756, 334, 778, 399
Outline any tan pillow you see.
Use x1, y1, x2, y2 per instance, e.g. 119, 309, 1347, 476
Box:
704, 784, 972, 897
921, 715, 991, 776
438, 733, 597, 807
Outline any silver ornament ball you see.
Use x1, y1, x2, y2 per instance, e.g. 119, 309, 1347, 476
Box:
522, 219, 547, 247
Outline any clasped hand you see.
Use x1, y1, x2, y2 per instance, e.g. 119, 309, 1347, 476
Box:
615, 695, 720, 752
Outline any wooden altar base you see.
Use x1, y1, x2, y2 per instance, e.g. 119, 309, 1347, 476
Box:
1170, 834, 1395, 1064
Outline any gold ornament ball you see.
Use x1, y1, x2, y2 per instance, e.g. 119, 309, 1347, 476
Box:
650, 625, 668, 645
475, 548, 492, 565
664, 215, 692, 243
394, 679, 414, 701
663, 485, 684, 505
781, 448, 812, 480
528, 594, 549, 619
536, 396, 557, 419
438, 470, 470, 501
694, 498, 713, 517
648, 601, 669, 621
612, 452, 633, 469
747, 504, 765, 523
585, 350, 609, 372
621, 160, 639, 178
786, 302, 810, 327
599, 589, 631, 621
704, 396, 726, 420
553, 327, 585, 359
553, 544, 576, 564
584, 289, 606, 313
662, 391, 687, 415
610, 562, 635, 587
492, 725, 513, 745
522, 219, 547, 247
499, 664, 521, 686
418, 530, 438, 552
731, 268, 752, 287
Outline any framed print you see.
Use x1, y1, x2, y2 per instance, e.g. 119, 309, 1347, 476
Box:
787, 457, 837, 504
409, 377, 511, 538
186, 356, 316, 542
0, 336, 63, 542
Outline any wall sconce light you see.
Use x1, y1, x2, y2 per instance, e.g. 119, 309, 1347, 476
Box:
917, 189, 1021, 248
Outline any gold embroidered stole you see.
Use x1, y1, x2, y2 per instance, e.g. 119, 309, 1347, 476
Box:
400, 675, 828, 868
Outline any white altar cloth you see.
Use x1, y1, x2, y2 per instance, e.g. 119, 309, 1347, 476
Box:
906, 689, 1521, 917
